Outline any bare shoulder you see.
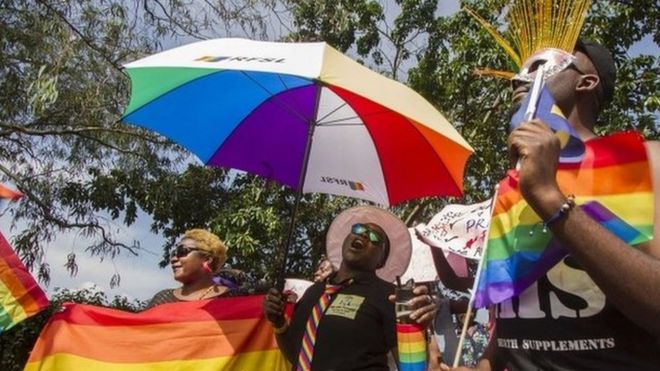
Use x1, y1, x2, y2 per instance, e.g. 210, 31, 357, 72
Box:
643, 141, 660, 257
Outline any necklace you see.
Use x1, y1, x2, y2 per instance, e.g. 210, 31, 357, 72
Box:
198, 285, 217, 300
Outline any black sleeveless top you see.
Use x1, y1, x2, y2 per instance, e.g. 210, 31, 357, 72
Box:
493, 255, 660, 370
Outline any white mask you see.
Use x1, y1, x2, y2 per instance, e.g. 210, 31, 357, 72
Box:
513, 48, 575, 83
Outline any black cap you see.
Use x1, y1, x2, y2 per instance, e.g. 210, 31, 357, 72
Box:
575, 40, 616, 104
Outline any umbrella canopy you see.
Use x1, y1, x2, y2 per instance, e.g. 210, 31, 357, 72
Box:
123, 38, 473, 206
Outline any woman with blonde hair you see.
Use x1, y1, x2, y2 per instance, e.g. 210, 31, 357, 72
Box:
146, 228, 235, 308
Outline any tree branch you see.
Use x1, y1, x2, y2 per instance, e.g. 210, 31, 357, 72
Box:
0, 122, 171, 146
0, 163, 139, 255
34, 0, 124, 74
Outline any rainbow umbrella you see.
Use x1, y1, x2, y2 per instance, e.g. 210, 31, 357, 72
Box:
122, 38, 473, 283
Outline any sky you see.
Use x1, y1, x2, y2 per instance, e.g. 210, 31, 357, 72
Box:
1, 0, 658, 302
0, 208, 172, 302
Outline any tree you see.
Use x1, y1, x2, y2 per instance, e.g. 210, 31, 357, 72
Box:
0, 0, 274, 285
407, 0, 659, 208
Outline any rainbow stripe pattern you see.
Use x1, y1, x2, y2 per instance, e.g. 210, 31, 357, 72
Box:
25, 295, 289, 371
397, 323, 427, 371
0, 230, 48, 332
123, 39, 473, 207
296, 284, 342, 370
475, 131, 654, 308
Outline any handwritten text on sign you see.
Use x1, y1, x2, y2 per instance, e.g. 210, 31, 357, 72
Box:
415, 199, 492, 260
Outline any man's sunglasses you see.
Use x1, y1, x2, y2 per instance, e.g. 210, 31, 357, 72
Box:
351, 223, 384, 246
170, 244, 207, 259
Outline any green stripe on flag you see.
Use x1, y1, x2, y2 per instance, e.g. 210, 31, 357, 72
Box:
0, 305, 16, 332
486, 225, 553, 261
0, 279, 28, 325
123, 67, 220, 116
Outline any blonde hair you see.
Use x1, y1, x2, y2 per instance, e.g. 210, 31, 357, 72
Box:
182, 229, 227, 272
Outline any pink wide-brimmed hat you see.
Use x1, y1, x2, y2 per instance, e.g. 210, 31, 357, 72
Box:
326, 205, 412, 282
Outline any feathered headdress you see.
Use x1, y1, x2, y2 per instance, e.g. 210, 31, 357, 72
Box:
465, 0, 592, 81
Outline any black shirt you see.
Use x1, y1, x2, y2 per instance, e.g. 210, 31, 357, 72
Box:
286, 272, 396, 371
493, 257, 660, 371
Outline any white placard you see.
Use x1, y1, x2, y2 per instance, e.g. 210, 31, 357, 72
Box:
415, 199, 492, 260
283, 278, 314, 302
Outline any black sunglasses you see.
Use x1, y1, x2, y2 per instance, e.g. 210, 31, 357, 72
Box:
351, 223, 384, 246
170, 244, 207, 259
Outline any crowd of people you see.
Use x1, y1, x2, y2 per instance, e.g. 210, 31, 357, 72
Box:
139, 38, 659, 371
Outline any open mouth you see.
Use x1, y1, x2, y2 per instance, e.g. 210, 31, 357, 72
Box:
350, 238, 365, 250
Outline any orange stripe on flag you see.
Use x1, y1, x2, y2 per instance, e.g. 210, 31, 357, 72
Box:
494, 161, 653, 216
26, 297, 290, 371
0, 184, 22, 200
29, 317, 277, 362
0, 231, 48, 326
0, 256, 39, 314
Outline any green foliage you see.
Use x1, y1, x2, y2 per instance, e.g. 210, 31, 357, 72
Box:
1, 0, 185, 279
0, 0, 274, 284
286, 0, 383, 55
0, 286, 144, 371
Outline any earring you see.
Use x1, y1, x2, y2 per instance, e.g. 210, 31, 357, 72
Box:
202, 261, 212, 273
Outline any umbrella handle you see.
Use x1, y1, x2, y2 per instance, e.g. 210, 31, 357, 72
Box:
276, 85, 322, 290
276, 190, 304, 291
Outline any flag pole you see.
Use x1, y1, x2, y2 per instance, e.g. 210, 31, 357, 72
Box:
453, 66, 548, 366
452, 187, 499, 368
515, 64, 546, 170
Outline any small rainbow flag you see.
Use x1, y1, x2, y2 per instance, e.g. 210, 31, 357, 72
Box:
397, 323, 427, 371
475, 131, 654, 308
0, 183, 22, 200
0, 229, 49, 332
25, 295, 290, 370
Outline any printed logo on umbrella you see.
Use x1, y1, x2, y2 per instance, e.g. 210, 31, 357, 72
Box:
195, 55, 286, 63
320, 176, 365, 191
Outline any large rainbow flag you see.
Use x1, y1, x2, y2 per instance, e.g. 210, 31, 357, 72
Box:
25, 295, 290, 370
0, 229, 49, 332
475, 131, 654, 308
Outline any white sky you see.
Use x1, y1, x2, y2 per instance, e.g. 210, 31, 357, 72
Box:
0, 208, 173, 302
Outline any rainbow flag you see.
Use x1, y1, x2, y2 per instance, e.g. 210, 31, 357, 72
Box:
475, 131, 654, 308
0, 230, 49, 332
0, 183, 22, 200
397, 323, 427, 371
25, 295, 290, 370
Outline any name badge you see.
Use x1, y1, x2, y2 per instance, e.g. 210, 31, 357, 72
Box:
326, 294, 365, 320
